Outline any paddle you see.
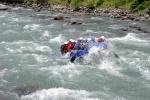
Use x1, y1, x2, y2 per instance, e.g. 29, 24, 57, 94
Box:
50, 53, 56, 57
70, 56, 76, 63
114, 52, 119, 58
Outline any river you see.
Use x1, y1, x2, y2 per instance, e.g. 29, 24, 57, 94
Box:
0, 4, 150, 100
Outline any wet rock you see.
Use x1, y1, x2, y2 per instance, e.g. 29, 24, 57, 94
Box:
54, 15, 64, 20
121, 16, 128, 20
140, 17, 146, 21
0, 6, 9, 10
121, 28, 128, 31
13, 85, 40, 97
68, 21, 82, 25
129, 25, 150, 33
86, 9, 93, 13
114, 15, 121, 18
127, 16, 135, 20
104, 10, 110, 13
146, 10, 150, 16
73, 7, 82, 12
64, 16, 71, 18
30, 14, 52, 19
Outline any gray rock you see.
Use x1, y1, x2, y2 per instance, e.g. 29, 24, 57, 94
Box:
0, 6, 9, 10
146, 10, 150, 16
13, 85, 40, 97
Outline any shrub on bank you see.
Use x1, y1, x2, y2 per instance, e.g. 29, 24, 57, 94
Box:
2, 0, 150, 13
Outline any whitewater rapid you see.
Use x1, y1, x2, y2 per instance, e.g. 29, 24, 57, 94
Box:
0, 4, 150, 100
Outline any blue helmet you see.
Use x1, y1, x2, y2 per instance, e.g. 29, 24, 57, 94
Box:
91, 37, 95, 41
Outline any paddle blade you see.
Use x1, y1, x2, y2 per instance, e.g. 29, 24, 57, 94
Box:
70, 56, 76, 63
50, 53, 55, 57
114, 53, 119, 58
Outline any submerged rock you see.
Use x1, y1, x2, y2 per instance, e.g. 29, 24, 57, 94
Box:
129, 25, 150, 33
67, 21, 82, 25
13, 85, 40, 97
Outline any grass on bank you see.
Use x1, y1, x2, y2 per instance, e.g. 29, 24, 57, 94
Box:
5, 0, 150, 13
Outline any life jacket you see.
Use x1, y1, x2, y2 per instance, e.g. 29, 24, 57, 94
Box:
60, 44, 68, 54
80, 40, 88, 50
74, 41, 81, 50
67, 42, 76, 52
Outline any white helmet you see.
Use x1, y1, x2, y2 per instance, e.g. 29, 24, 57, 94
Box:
71, 39, 75, 42
64, 41, 68, 44
79, 37, 83, 40
101, 36, 105, 39
69, 39, 73, 42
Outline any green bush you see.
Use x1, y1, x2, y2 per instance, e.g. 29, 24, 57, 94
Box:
67, 0, 71, 3
113, 0, 126, 8
96, 0, 104, 7
87, 1, 95, 9
71, 0, 81, 8
130, 0, 138, 10
19, 0, 150, 13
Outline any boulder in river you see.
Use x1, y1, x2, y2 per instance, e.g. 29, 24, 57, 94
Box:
68, 21, 82, 25
54, 15, 64, 20
13, 85, 40, 97
146, 10, 150, 16
0, 6, 9, 10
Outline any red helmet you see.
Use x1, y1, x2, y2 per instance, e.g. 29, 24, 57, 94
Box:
97, 38, 103, 42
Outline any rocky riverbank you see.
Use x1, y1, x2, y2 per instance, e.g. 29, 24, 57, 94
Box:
1, 2, 150, 22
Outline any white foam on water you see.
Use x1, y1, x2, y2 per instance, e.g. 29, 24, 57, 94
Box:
47, 23, 55, 28
91, 17, 103, 20
135, 59, 150, 80
39, 62, 82, 81
49, 34, 65, 44
62, 52, 70, 59
2, 30, 18, 35
3, 40, 51, 54
12, 7, 24, 10
109, 24, 124, 29
148, 57, 150, 63
110, 32, 149, 44
21, 88, 96, 100
64, 28, 76, 33
12, 17, 31, 22
21, 87, 126, 100
0, 4, 5, 6
0, 69, 8, 78
98, 60, 124, 77
33, 54, 49, 63
0, 14, 5, 18
139, 67, 150, 80
0, 68, 18, 84
24, 24, 41, 31
131, 22, 138, 25
13, 18, 19, 22
80, 46, 124, 77
39, 30, 51, 40
81, 30, 99, 35
85, 44, 115, 60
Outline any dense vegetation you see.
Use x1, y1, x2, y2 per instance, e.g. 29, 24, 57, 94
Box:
2, 0, 150, 13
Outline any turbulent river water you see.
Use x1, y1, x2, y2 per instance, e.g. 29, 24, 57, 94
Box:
0, 4, 150, 100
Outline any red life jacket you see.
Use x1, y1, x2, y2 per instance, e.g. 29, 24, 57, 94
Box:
67, 42, 76, 52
